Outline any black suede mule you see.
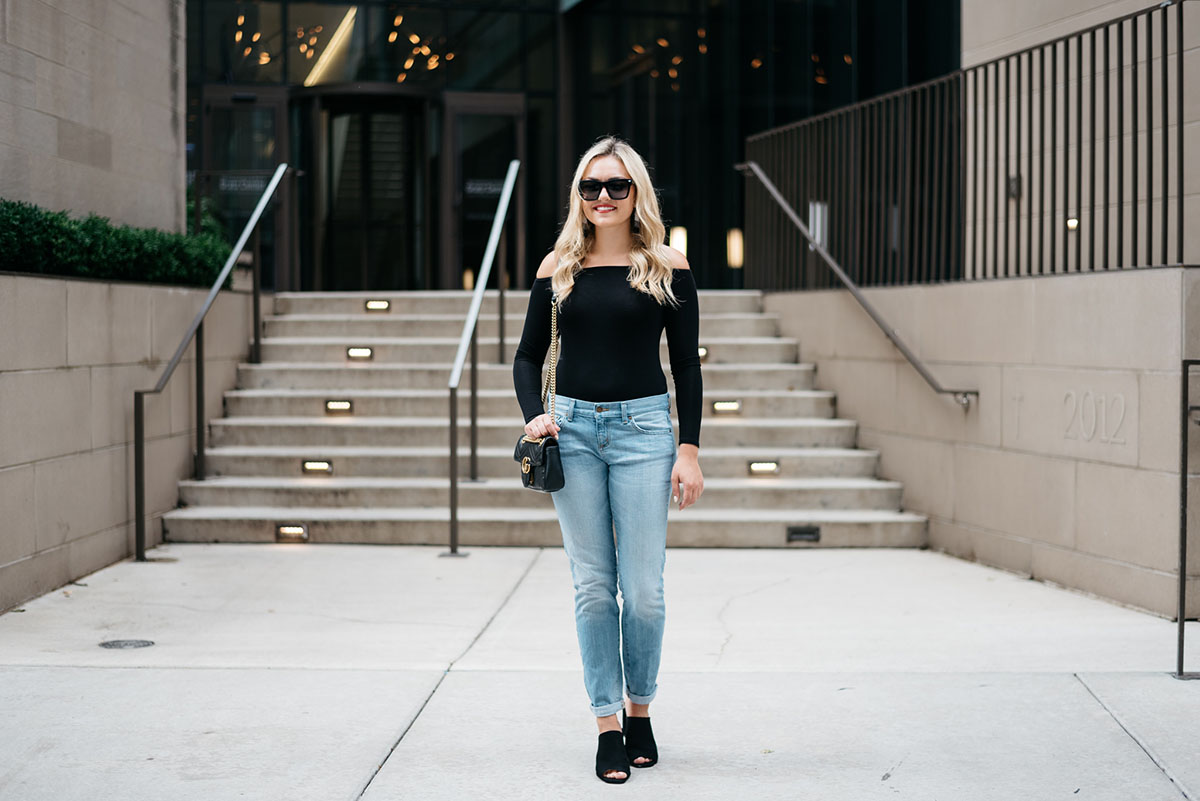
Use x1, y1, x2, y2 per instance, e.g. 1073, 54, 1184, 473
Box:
622, 712, 658, 768
596, 730, 630, 783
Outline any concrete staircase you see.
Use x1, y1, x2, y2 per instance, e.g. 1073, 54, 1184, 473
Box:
162, 290, 927, 547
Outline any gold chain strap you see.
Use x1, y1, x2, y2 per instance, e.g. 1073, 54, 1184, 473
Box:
540, 294, 558, 420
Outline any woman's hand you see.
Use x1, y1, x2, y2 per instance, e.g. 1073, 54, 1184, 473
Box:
523, 413, 560, 439
671, 444, 704, 510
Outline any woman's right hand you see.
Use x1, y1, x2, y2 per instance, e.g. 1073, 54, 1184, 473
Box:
523, 413, 560, 439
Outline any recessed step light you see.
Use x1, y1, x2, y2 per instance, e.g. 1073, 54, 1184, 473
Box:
346, 347, 374, 360
697, 346, 709, 362
748, 460, 780, 476
365, 299, 391, 312
276, 524, 309, 543
712, 399, 742, 414
302, 460, 333, 475
325, 399, 354, 414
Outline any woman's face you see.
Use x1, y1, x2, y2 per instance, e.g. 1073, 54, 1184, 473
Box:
580, 155, 636, 233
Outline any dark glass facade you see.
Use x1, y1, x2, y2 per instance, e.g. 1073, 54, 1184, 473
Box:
186, 0, 959, 291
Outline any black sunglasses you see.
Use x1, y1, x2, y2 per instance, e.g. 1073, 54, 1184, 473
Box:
578, 178, 634, 201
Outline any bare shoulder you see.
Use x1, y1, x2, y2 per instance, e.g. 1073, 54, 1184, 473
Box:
536, 252, 557, 279
666, 246, 691, 271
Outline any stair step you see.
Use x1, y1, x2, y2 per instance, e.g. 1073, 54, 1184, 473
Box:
264, 312, 781, 339
177, 476, 903, 511
208, 416, 858, 449
223, 388, 837, 419
236, 362, 817, 391
162, 505, 927, 548
203, 445, 880, 479
273, 289, 765, 316
256, 336, 800, 365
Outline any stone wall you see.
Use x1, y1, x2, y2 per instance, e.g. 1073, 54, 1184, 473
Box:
0, 274, 250, 612
763, 268, 1200, 618
0, 0, 186, 232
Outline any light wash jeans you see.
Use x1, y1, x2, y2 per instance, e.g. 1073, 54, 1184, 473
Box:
548, 391, 676, 717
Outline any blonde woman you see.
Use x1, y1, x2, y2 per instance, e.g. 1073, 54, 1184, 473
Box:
513, 136, 704, 783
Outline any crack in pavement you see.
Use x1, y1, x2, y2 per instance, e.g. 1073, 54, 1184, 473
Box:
353, 547, 544, 801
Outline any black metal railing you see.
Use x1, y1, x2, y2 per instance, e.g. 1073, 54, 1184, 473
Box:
132, 163, 291, 561
738, 160, 978, 408
744, 0, 1189, 289
446, 159, 521, 557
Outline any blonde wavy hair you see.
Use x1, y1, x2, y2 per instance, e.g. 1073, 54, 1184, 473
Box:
549, 136, 679, 308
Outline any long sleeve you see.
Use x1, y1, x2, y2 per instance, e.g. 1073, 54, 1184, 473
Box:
664, 269, 703, 446
512, 277, 554, 423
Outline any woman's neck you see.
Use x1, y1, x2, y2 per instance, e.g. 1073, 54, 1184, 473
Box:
590, 225, 633, 262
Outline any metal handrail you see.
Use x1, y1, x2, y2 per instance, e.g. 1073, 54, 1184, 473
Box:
133, 162, 290, 561
736, 159, 978, 408
446, 159, 521, 556
1178, 361, 1199, 679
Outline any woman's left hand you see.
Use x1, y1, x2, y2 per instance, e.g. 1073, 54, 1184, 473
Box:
671, 444, 704, 510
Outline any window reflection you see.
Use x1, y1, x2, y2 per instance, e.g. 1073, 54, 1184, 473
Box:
366, 6, 446, 88
204, 1, 283, 82
287, 4, 365, 85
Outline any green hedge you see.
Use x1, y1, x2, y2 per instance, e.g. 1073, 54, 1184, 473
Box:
0, 198, 232, 288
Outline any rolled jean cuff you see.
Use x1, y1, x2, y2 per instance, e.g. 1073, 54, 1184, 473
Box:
592, 700, 625, 718
626, 688, 657, 706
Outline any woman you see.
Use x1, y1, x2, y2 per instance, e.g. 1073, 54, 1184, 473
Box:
513, 136, 705, 784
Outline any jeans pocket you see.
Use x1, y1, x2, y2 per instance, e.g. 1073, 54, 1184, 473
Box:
628, 409, 673, 435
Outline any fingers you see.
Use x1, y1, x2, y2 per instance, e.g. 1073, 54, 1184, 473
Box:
524, 414, 560, 438
671, 471, 681, 505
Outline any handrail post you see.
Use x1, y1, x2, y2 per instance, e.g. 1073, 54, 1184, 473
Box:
498, 227, 507, 364
134, 391, 146, 561
1179, 359, 1198, 679
470, 324, 479, 481
446, 386, 462, 556
251, 226, 263, 364
194, 321, 205, 480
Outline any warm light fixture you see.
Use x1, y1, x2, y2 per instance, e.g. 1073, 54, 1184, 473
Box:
668, 68, 678, 79
462, 269, 475, 290
304, 8, 356, 87
750, 58, 763, 69
325, 400, 353, 415
1067, 217, 1079, 231
446, 52, 455, 60
632, 44, 645, 54
347, 347, 374, 360
697, 346, 709, 362
699, 44, 708, 54
656, 38, 669, 47
409, 32, 420, 44
258, 52, 270, 65
727, 228, 744, 269
650, 69, 660, 78
252, 31, 261, 42
237, 14, 245, 25
388, 31, 398, 43
394, 14, 403, 26
302, 461, 333, 474
669, 226, 688, 256
235, 30, 243, 42
748, 461, 781, 476
364, 299, 390, 312
404, 56, 414, 69
276, 524, 308, 543
396, 72, 407, 83
697, 28, 706, 38
713, 400, 742, 414
672, 55, 683, 65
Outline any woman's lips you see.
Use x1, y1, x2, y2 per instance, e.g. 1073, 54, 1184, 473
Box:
593, 205, 616, 213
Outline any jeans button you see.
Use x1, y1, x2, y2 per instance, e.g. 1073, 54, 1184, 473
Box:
596, 405, 607, 412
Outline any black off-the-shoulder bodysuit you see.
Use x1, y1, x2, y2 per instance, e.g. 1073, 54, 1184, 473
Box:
512, 266, 703, 447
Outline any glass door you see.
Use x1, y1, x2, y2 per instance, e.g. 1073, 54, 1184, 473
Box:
201, 87, 291, 289
322, 97, 425, 291
441, 93, 526, 291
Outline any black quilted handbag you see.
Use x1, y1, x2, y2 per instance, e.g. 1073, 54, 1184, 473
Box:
514, 293, 565, 493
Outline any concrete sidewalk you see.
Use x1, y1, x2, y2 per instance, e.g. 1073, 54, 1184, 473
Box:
1, 544, 1197, 800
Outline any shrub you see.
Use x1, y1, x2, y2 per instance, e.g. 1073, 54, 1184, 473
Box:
0, 198, 232, 288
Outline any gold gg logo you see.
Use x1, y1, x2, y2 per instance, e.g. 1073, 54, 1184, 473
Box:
521, 457, 532, 474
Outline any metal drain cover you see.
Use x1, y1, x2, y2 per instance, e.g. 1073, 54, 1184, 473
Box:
99, 639, 155, 649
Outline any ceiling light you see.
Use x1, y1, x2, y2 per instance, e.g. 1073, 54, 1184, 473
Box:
365, 299, 390, 311
276, 524, 308, 543
325, 400, 353, 414
713, 400, 742, 414
347, 347, 373, 360
302, 460, 333, 474
749, 461, 780, 476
